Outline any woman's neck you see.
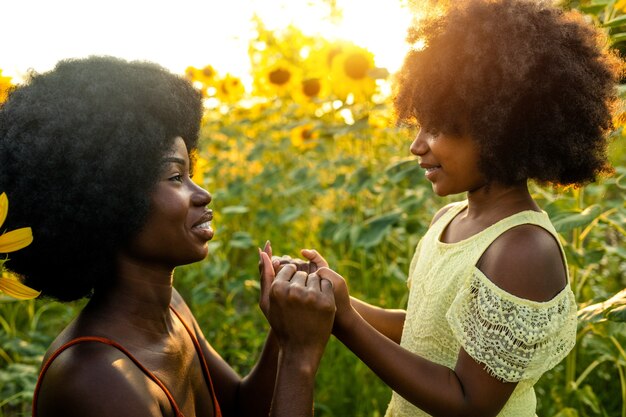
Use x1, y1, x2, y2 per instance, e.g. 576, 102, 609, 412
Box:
84, 254, 176, 337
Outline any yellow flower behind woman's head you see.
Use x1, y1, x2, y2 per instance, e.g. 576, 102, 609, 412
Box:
0, 70, 13, 104
0, 192, 40, 300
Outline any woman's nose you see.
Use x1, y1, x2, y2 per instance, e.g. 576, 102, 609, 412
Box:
192, 183, 212, 206
410, 128, 429, 156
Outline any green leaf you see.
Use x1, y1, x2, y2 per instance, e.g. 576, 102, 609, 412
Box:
578, 288, 626, 323
575, 385, 601, 413
228, 231, 254, 249
580, 4, 607, 15
355, 211, 402, 248
553, 407, 579, 417
603, 15, 626, 28
552, 204, 603, 233
221, 205, 250, 214
384, 159, 422, 184
606, 304, 626, 322
610, 33, 626, 45
278, 207, 304, 224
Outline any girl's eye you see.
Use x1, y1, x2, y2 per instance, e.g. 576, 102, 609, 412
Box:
427, 127, 440, 136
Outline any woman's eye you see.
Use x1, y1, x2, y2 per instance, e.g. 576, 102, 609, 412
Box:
169, 174, 184, 183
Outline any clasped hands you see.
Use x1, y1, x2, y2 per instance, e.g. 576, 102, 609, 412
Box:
258, 242, 352, 366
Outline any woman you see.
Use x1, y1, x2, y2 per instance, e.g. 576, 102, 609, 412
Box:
0, 56, 334, 417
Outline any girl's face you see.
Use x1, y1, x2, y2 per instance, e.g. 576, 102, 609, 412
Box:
410, 128, 487, 196
125, 137, 213, 268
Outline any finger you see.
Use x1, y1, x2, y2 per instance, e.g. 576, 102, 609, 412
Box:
316, 267, 344, 287
264, 240, 273, 258
259, 251, 275, 307
320, 278, 334, 294
301, 249, 329, 268
290, 270, 307, 287
307, 272, 321, 291
275, 263, 297, 282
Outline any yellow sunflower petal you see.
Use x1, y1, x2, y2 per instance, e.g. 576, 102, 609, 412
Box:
0, 193, 7, 229
0, 227, 33, 253
0, 273, 40, 300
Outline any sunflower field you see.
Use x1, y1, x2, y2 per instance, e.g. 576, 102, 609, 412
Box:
1, 1, 626, 416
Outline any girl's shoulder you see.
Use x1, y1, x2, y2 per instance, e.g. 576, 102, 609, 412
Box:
478, 223, 567, 303
429, 201, 466, 226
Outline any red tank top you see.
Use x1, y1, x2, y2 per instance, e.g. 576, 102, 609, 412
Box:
32, 305, 222, 417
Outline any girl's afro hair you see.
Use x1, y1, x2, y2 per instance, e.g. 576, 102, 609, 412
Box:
394, 0, 623, 186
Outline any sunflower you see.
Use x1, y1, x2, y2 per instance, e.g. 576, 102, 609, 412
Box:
290, 124, 319, 150
0, 192, 39, 299
329, 45, 377, 103
214, 74, 245, 103
0, 70, 13, 103
254, 60, 302, 99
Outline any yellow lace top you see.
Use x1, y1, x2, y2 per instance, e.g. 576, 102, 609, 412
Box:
385, 201, 577, 417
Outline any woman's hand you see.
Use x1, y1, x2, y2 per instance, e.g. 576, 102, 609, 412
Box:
269, 265, 336, 358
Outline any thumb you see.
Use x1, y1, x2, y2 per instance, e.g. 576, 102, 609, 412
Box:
316, 267, 343, 286
301, 249, 329, 268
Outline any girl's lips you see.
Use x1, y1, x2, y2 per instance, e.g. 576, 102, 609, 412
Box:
420, 163, 442, 181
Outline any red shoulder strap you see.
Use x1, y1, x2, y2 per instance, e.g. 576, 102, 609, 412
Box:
32, 336, 184, 417
169, 305, 223, 417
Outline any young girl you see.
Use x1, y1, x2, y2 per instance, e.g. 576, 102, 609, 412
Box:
288, 0, 623, 415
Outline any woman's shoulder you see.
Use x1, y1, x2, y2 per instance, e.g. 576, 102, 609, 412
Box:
478, 223, 567, 303
37, 338, 163, 416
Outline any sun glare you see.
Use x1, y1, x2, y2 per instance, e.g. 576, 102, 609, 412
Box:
2, 0, 414, 83
252, 0, 413, 74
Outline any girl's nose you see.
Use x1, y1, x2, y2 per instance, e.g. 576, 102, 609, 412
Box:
410, 128, 429, 156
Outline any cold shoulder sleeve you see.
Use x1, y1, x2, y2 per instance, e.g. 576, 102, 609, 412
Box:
446, 267, 577, 382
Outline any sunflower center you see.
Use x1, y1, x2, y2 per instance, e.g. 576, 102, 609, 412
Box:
269, 68, 291, 85
202, 66, 215, 78
302, 79, 321, 97
343, 54, 369, 80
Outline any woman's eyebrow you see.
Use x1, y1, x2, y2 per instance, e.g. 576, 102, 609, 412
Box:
161, 156, 186, 166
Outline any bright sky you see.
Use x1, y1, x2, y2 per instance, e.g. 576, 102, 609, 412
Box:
2, 0, 414, 84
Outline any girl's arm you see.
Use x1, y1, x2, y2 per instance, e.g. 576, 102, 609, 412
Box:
327, 296, 516, 417
349, 297, 405, 344
316, 223, 568, 417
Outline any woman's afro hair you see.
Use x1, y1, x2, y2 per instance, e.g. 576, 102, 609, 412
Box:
394, 0, 624, 186
0, 56, 203, 301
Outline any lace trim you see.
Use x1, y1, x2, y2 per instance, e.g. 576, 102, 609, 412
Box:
446, 268, 577, 382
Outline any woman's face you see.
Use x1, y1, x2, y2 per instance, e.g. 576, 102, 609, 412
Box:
410, 127, 487, 196
125, 137, 213, 268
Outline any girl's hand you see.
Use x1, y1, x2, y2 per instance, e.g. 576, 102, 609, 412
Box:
315, 267, 356, 333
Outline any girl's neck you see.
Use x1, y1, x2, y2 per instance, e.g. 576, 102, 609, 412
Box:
465, 181, 540, 220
